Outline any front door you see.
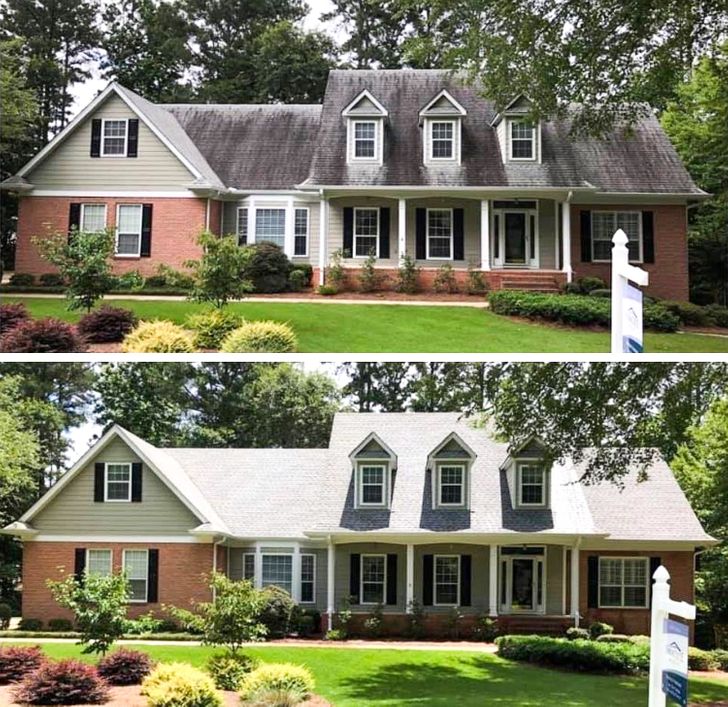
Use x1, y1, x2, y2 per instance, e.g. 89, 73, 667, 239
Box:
500, 554, 545, 614
504, 212, 527, 264
511, 558, 536, 611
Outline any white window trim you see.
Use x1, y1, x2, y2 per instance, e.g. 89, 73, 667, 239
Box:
591, 210, 644, 263
436, 462, 466, 508
104, 462, 132, 503
85, 548, 113, 577
115, 203, 143, 258
236, 207, 249, 245
253, 206, 287, 251
300, 553, 316, 604
261, 553, 294, 595
294, 206, 310, 257
100, 118, 128, 158
360, 553, 387, 606
353, 206, 380, 259
122, 548, 149, 603
347, 119, 383, 165
426, 119, 459, 164
79, 203, 107, 233
356, 461, 388, 508
597, 556, 650, 609
508, 119, 537, 162
434, 554, 461, 607
425, 207, 454, 261
517, 463, 547, 508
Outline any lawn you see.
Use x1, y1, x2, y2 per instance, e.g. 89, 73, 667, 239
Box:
20, 642, 728, 706
9, 297, 728, 353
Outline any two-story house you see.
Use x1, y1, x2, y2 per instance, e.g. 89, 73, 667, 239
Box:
2, 413, 713, 638
2, 71, 707, 299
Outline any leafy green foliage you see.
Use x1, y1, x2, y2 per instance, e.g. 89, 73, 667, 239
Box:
433, 263, 459, 293
121, 320, 195, 353
47, 618, 73, 632
396, 255, 419, 294
566, 627, 591, 641
326, 249, 346, 290
258, 585, 296, 639
471, 616, 499, 642
466, 264, 488, 295
317, 285, 338, 296
8, 273, 34, 286
588, 621, 614, 639
358, 252, 379, 292
141, 662, 222, 707
406, 599, 426, 639
238, 663, 315, 703
0, 603, 11, 629
206, 652, 258, 691
186, 309, 244, 349
243, 242, 294, 294
13, 658, 109, 705
220, 321, 298, 353
363, 603, 384, 638
688, 647, 720, 671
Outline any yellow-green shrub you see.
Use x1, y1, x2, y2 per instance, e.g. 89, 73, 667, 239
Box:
141, 662, 222, 707
239, 663, 314, 705
121, 320, 194, 353
186, 309, 244, 349
220, 321, 297, 353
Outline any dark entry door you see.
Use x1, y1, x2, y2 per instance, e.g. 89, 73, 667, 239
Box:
511, 558, 535, 610
504, 212, 527, 264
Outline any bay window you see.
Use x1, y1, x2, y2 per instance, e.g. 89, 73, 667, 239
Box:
255, 208, 286, 249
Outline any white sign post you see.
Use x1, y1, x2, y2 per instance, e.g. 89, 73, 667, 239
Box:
611, 229, 649, 354
649, 565, 696, 707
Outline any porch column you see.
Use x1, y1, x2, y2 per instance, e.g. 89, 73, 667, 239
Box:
570, 539, 581, 627
254, 544, 263, 590
285, 197, 295, 257
561, 198, 573, 283
398, 198, 407, 261
405, 543, 414, 611
489, 544, 498, 616
480, 200, 491, 271
318, 195, 328, 286
292, 544, 302, 603
327, 538, 335, 631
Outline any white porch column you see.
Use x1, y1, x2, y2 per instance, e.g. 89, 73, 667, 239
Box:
570, 539, 581, 626
292, 544, 301, 603
405, 543, 414, 611
489, 544, 499, 616
318, 195, 328, 286
327, 538, 335, 631
398, 198, 407, 261
254, 544, 263, 590
480, 200, 491, 271
285, 197, 295, 257
561, 198, 573, 283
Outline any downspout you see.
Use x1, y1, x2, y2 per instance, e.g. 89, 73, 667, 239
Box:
212, 536, 221, 600
205, 198, 211, 231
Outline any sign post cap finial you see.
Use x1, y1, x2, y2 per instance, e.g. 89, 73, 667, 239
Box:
612, 228, 629, 246
653, 564, 670, 582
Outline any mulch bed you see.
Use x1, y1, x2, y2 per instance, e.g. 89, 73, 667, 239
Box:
250, 289, 486, 302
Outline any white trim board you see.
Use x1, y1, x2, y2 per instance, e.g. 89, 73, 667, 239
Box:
31, 190, 200, 198
28, 534, 207, 543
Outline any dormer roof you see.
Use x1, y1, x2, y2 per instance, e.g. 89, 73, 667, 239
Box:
427, 431, 477, 465
349, 431, 397, 463
490, 95, 536, 126
342, 89, 388, 117
419, 90, 467, 120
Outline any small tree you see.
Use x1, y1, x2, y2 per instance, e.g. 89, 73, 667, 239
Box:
326, 248, 346, 291
167, 573, 267, 655
396, 254, 419, 294
359, 251, 378, 292
48, 572, 129, 655
186, 231, 253, 309
33, 230, 116, 312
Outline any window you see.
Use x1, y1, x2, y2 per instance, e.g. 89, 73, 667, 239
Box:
101, 119, 128, 156
510, 121, 535, 160
242, 553, 255, 581
438, 464, 465, 506
86, 549, 112, 577
301, 554, 315, 603
123, 549, 148, 602
361, 554, 385, 604
592, 211, 643, 262
116, 204, 142, 256
80, 204, 106, 232
430, 121, 454, 159
294, 208, 309, 256
434, 555, 460, 606
255, 208, 286, 249
599, 557, 649, 608
105, 463, 131, 502
262, 554, 293, 595
353, 207, 379, 258
518, 465, 546, 506
359, 464, 386, 506
237, 208, 248, 246
353, 121, 376, 159
426, 209, 453, 259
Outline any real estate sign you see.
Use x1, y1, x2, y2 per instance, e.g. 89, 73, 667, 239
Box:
622, 282, 644, 353
662, 619, 689, 706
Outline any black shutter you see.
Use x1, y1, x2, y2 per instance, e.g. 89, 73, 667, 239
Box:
140, 204, 153, 257
415, 208, 426, 260
580, 210, 592, 262
68, 203, 81, 243
90, 119, 102, 157
642, 211, 655, 263
349, 553, 360, 604
423, 554, 433, 606
379, 207, 390, 259
147, 549, 159, 603
386, 553, 397, 605
453, 208, 465, 260
74, 548, 86, 582
343, 207, 354, 257
131, 462, 143, 502
127, 119, 139, 157
649, 556, 661, 605
94, 462, 105, 502
460, 555, 472, 606
587, 555, 599, 608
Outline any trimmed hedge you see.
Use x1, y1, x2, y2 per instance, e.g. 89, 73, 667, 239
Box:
239, 663, 315, 704
142, 662, 222, 707
220, 320, 297, 353
186, 309, 244, 349
0, 629, 201, 641
121, 320, 194, 353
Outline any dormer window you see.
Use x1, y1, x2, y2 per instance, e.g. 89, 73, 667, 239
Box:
359, 464, 386, 506
509, 120, 536, 160
430, 121, 455, 160
429, 432, 476, 510
437, 464, 465, 506
353, 121, 377, 158
517, 463, 547, 507
420, 90, 466, 166
350, 432, 396, 510
343, 90, 387, 166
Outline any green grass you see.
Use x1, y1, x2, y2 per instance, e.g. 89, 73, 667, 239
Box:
16, 642, 728, 706
9, 297, 728, 353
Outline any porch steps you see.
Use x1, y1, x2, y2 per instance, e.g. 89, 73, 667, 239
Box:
498, 616, 572, 636
499, 273, 562, 294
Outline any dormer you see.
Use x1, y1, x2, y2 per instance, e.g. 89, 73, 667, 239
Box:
490, 95, 541, 164
419, 90, 466, 166
500, 436, 551, 510
342, 90, 388, 166
349, 432, 396, 509
428, 432, 476, 510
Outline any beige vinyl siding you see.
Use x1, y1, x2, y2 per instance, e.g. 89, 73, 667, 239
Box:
27, 95, 194, 190
537, 199, 557, 269
32, 438, 200, 533
545, 545, 564, 615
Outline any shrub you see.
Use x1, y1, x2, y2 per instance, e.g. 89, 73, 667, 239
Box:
578, 276, 607, 293
566, 627, 590, 641
97, 648, 153, 685
326, 249, 346, 290
688, 646, 719, 671
39, 273, 64, 287
155, 264, 195, 291
258, 586, 296, 639
359, 252, 379, 292
187, 309, 244, 349
596, 634, 633, 644
113, 270, 145, 292
121, 320, 195, 353
335, 596, 353, 639
588, 288, 612, 298
395, 254, 419, 294
0, 302, 30, 335
206, 652, 258, 690
14, 659, 109, 705
496, 635, 650, 675
293, 610, 319, 637
704, 304, 728, 328
712, 649, 728, 671
466, 264, 488, 295
317, 284, 338, 296
47, 618, 74, 632
433, 263, 459, 293
242, 242, 294, 293
0, 645, 44, 684
324, 629, 346, 641
0, 602, 12, 629
446, 606, 464, 639
363, 603, 384, 638
77, 305, 138, 343
643, 303, 681, 331
220, 321, 297, 353
0, 318, 85, 353
9, 273, 34, 286
291, 264, 313, 287
123, 612, 164, 635
288, 269, 307, 292
471, 616, 499, 642
239, 663, 315, 704
18, 618, 43, 631
406, 600, 426, 639
145, 275, 168, 288
662, 300, 713, 327
141, 662, 222, 707
589, 621, 614, 639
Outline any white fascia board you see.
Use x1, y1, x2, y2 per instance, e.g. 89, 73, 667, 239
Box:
342, 89, 389, 117
419, 90, 467, 117
32, 190, 199, 198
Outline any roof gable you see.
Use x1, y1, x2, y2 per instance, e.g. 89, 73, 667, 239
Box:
419, 89, 467, 118
342, 89, 388, 117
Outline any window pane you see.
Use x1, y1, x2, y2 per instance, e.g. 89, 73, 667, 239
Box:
624, 586, 647, 607
600, 585, 622, 607
623, 559, 646, 585
294, 208, 308, 256
354, 122, 375, 157
124, 550, 148, 601
432, 122, 453, 158
106, 464, 130, 500
262, 554, 292, 595
301, 554, 315, 602
428, 210, 452, 258
362, 555, 385, 603
435, 556, 459, 604
237, 208, 248, 246
354, 209, 379, 257
255, 209, 286, 249
361, 465, 385, 504
117, 205, 142, 255
87, 549, 111, 576
440, 466, 463, 504
600, 559, 622, 585
511, 123, 534, 159
243, 554, 255, 581
103, 120, 127, 155
81, 205, 106, 232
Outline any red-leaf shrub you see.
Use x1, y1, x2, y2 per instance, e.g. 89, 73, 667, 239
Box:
0, 302, 30, 335
14, 659, 109, 705
0, 646, 45, 684
77, 305, 138, 343
0, 318, 85, 353
97, 648, 153, 685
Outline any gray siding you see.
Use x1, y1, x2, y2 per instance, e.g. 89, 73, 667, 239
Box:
546, 545, 565, 615
538, 199, 558, 269
32, 438, 200, 533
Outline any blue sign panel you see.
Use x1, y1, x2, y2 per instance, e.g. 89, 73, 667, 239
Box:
663, 619, 689, 706
662, 670, 688, 706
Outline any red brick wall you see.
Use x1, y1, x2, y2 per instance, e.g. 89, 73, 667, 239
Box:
15, 196, 210, 277
21, 541, 215, 623
570, 204, 689, 300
